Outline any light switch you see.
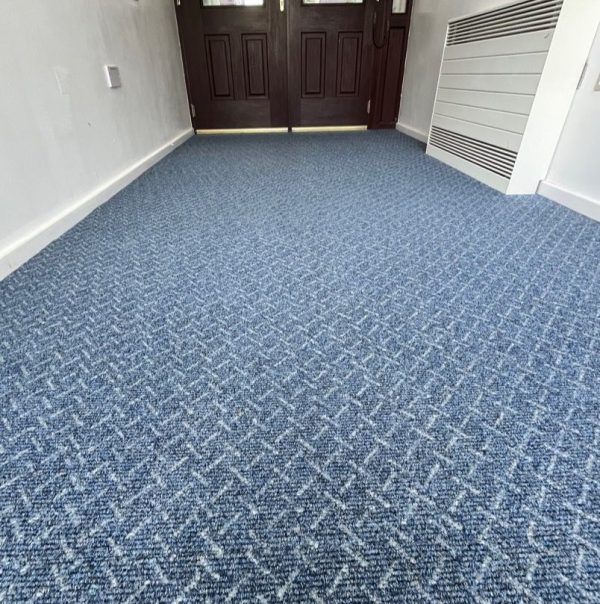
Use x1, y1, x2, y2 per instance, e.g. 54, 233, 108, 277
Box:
104, 65, 122, 89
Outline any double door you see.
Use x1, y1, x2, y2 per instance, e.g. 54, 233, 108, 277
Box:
175, 0, 411, 130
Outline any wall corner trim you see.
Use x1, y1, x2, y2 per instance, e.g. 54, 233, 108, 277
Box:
538, 180, 600, 224
0, 128, 194, 281
395, 121, 428, 143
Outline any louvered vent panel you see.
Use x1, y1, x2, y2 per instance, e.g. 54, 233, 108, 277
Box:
447, 0, 562, 45
429, 127, 517, 179
426, 0, 566, 192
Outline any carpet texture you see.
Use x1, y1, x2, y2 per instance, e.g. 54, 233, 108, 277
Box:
1, 132, 599, 602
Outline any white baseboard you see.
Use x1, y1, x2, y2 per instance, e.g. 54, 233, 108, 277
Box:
538, 181, 600, 224
395, 121, 428, 144
0, 128, 194, 281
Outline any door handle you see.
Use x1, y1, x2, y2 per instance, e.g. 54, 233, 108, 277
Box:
373, 0, 389, 49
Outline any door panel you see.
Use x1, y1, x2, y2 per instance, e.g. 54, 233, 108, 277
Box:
302, 33, 326, 96
177, 0, 287, 129
206, 35, 235, 98
337, 33, 362, 96
287, 0, 374, 127
242, 34, 269, 97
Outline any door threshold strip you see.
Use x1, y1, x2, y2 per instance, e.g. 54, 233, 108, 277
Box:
196, 128, 288, 135
291, 125, 368, 133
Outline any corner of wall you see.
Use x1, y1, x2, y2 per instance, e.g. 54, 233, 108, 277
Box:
0, 128, 194, 281
396, 122, 428, 143
538, 181, 600, 224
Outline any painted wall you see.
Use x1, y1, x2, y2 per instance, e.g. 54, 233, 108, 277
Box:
397, 0, 503, 141
0, 0, 192, 277
542, 25, 600, 211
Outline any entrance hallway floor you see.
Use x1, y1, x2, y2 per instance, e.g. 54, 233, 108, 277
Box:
1, 132, 599, 602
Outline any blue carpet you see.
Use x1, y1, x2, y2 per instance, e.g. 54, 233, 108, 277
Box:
1, 131, 599, 602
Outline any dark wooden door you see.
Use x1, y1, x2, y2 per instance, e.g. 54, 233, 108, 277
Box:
287, 0, 375, 128
176, 0, 288, 130
368, 0, 412, 129
175, 0, 410, 130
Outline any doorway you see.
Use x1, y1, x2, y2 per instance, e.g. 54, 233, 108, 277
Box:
175, 0, 411, 131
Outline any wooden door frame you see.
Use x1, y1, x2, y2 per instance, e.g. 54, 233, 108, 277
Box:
367, 0, 412, 129
174, 0, 197, 129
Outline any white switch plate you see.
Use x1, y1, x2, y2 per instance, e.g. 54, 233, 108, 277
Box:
104, 65, 122, 89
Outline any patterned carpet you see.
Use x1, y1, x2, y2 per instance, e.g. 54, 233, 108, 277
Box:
1, 131, 599, 602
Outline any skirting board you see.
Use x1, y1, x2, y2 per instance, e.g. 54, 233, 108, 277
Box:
395, 121, 428, 144
0, 128, 194, 281
538, 181, 600, 224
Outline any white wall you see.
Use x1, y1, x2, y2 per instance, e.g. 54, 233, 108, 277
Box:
0, 0, 192, 279
539, 25, 600, 219
397, 0, 503, 141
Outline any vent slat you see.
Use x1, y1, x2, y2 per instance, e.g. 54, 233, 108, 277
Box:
450, 0, 561, 31
447, 0, 562, 45
429, 132, 518, 166
448, 14, 560, 42
431, 126, 517, 165
429, 139, 514, 179
430, 126, 519, 159
450, 6, 561, 36
429, 126, 517, 179
448, 24, 558, 46
448, 21, 560, 45
429, 137, 517, 174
